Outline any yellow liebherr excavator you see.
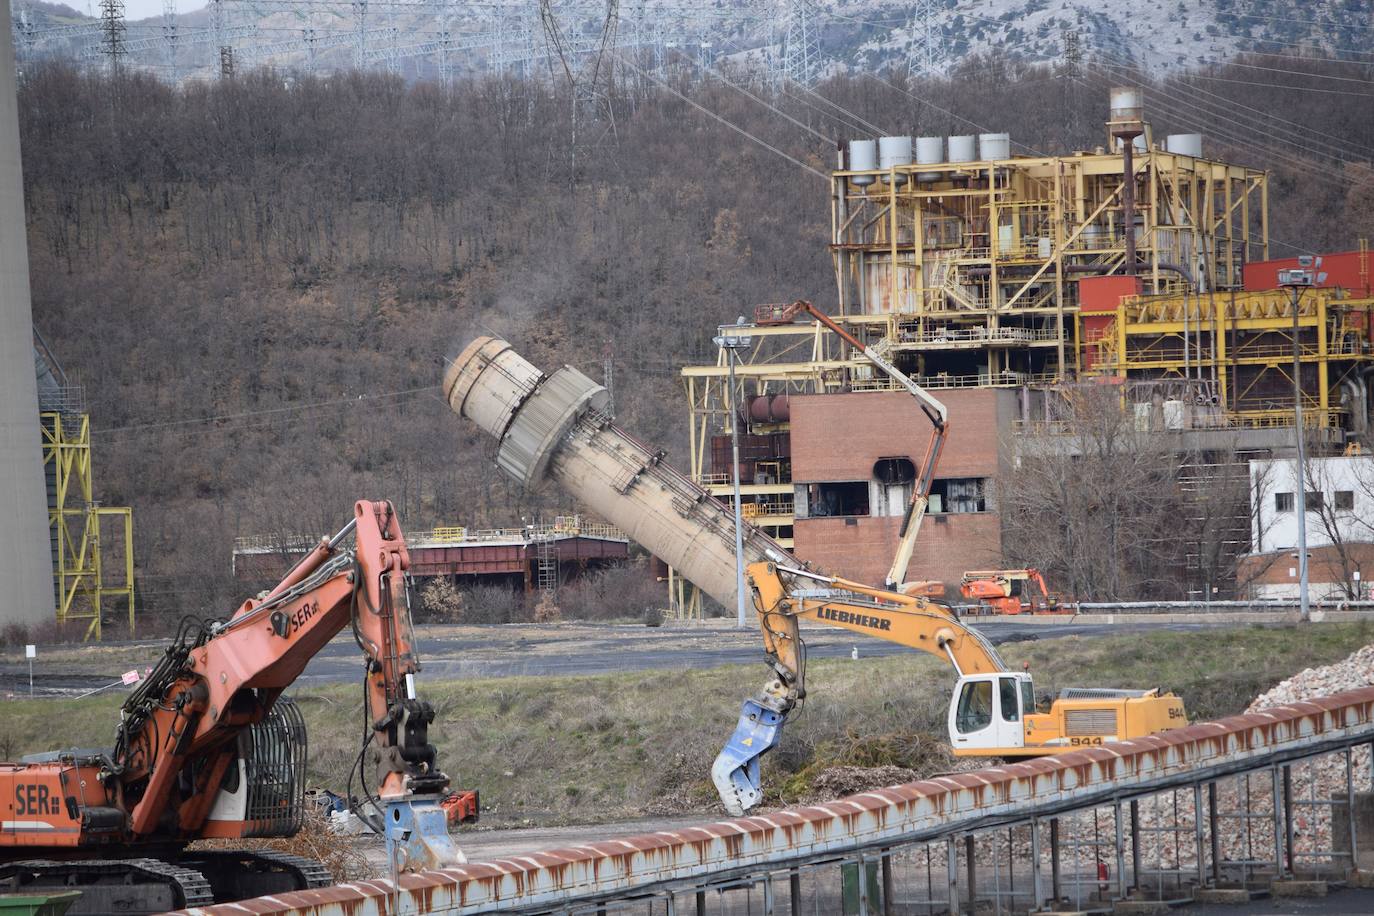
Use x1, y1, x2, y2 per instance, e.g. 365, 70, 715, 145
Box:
713, 301, 1185, 815
711, 559, 1187, 815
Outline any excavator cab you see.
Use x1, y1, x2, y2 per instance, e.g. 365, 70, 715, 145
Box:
948, 673, 1035, 754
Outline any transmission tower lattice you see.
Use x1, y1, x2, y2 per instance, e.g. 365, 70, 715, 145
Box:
782, 0, 820, 87
161, 0, 177, 74
99, 0, 126, 74
1061, 28, 1082, 141
906, 0, 943, 78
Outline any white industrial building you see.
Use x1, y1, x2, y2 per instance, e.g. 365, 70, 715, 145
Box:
1250, 455, 1373, 553
1245, 455, 1374, 600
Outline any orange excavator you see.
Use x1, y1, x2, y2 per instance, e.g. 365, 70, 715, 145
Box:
0, 500, 475, 913
960, 568, 1063, 615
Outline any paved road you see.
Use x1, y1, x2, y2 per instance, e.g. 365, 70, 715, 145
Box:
0, 618, 1241, 696
288, 618, 1228, 685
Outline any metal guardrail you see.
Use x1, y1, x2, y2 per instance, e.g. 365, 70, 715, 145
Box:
180, 687, 1374, 915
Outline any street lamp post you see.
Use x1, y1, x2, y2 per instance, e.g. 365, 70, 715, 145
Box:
1279, 260, 1321, 622
714, 317, 754, 629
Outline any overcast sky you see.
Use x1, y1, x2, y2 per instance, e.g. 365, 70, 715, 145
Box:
85, 0, 188, 21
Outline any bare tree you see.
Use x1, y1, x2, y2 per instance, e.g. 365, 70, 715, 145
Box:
1003, 385, 1186, 601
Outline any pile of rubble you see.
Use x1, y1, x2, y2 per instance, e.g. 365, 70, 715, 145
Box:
872, 645, 1374, 876
1082, 644, 1374, 871
1246, 644, 1374, 711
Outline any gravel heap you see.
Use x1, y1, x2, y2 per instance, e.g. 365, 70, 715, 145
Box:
826, 645, 1374, 881
1246, 645, 1374, 711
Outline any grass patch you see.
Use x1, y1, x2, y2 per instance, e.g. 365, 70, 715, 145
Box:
3, 622, 1371, 827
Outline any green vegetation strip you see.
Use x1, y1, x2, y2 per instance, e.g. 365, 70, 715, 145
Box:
4, 623, 1369, 828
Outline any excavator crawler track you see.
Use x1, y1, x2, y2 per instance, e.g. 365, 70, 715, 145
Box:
178, 848, 333, 901
0, 857, 215, 914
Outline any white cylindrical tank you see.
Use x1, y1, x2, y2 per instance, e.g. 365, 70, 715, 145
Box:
915, 135, 943, 181
0, 0, 59, 628
978, 132, 1010, 160
847, 139, 877, 186
1166, 134, 1203, 157
445, 337, 793, 611
948, 135, 976, 163
878, 135, 912, 185
1110, 86, 1143, 121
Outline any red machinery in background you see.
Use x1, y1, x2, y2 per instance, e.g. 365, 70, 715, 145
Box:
960, 568, 1064, 615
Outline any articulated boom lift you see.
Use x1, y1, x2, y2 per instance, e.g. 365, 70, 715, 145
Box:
755, 300, 946, 591
961, 568, 1063, 615
0, 500, 471, 913
713, 561, 1187, 816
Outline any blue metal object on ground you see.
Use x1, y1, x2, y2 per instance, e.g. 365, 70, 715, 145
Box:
711, 698, 786, 816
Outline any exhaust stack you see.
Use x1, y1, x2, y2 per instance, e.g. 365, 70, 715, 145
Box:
444, 337, 791, 610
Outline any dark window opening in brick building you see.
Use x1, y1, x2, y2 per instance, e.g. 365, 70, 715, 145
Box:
1275, 492, 1293, 512
931, 477, 987, 514
873, 456, 916, 517
806, 482, 869, 517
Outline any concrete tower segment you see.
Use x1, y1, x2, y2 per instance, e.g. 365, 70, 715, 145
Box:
0, 0, 58, 628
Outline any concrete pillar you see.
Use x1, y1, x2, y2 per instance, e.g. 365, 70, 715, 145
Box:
0, 0, 56, 629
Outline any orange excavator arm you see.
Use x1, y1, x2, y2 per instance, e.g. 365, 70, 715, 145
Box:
109, 500, 463, 870
712, 560, 1006, 815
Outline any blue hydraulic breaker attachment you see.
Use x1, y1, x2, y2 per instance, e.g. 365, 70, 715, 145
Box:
711, 698, 787, 816
383, 795, 467, 872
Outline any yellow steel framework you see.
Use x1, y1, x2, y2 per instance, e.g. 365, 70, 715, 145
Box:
672, 112, 1272, 610
829, 129, 1267, 383
42, 413, 135, 641
1089, 289, 1374, 432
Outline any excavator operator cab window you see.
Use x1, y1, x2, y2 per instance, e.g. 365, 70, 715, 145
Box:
955, 679, 993, 734
999, 677, 1021, 722
1021, 679, 1036, 717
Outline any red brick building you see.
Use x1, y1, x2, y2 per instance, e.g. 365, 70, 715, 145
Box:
788, 388, 1018, 587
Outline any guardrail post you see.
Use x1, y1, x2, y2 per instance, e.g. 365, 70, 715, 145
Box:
1130, 800, 1141, 893
1272, 766, 1286, 879
965, 835, 976, 916
763, 873, 776, 916
1208, 782, 1221, 885
881, 848, 894, 916
1347, 748, 1359, 874
1031, 819, 1044, 911
1114, 801, 1127, 900
947, 836, 959, 916
1283, 765, 1295, 875
859, 853, 870, 916
1050, 817, 1062, 904
1194, 783, 1207, 889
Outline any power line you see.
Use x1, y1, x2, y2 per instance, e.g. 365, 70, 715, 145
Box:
93, 385, 440, 436
1090, 55, 1366, 162
612, 51, 829, 180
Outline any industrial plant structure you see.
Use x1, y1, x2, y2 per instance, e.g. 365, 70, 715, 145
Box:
679, 90, 1374, 610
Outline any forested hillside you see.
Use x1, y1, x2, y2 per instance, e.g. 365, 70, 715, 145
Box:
19, 54, 1373, 623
